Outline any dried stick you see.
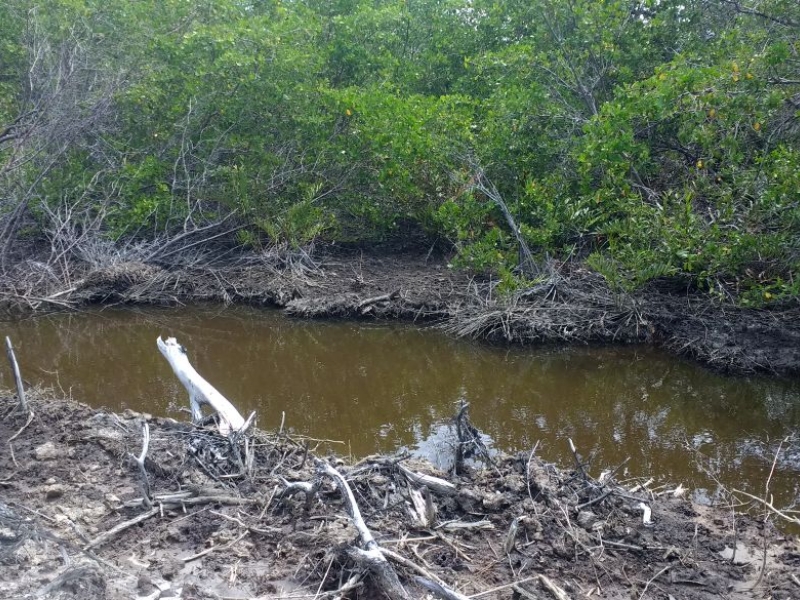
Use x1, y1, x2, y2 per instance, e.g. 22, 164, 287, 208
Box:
125, 494, 260, 510
380, 548, 451, 590
5, 337, 26, 412
538, 575, 572, 600
414, 576, 471, 600
750, 435, 790, 590
8, 410, 35, 443
568, 438, 587, 480
84, 508, 158, 551
317, 460, 410, 600
129, 422, 151, 508
358, 290, 399, 310
638, 565, 670, 599
470, 577, 539, 598
182, 529, 249, 563
733, 488, 800, 526
398, 464, 457, 496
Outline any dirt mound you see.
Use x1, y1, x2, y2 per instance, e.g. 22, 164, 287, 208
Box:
1, 392, 798, 600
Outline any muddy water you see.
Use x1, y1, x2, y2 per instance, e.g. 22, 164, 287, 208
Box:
3, 305, 800, 507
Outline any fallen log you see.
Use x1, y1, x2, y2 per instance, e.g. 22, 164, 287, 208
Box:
156, 336, 247, 436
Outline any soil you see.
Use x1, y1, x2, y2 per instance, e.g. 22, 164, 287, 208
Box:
2, 245, 799, 375
2, 392, 799, 600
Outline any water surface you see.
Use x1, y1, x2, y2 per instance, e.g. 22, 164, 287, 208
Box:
2, 305, 799, 509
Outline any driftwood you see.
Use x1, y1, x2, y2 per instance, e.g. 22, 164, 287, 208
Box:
397, 463, 457, 497
538, 574, 573, 600
128, 422, 152, 508
316, 459, 411, 600
156, 336, 247, 436
84, 508, 158, 551
407, 486, 436, 528
4, 337, 26, 412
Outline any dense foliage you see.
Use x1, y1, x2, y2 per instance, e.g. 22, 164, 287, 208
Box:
1, 0, 798, 302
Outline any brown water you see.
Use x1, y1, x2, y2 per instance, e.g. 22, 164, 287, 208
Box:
2, 305, 799, 509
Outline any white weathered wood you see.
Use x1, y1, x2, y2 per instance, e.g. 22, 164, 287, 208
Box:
5, 337, 26, 412
398, 464, 457, 497
407, 486, 435, 528
318, 460, 410, 600
156, 336, 246, 436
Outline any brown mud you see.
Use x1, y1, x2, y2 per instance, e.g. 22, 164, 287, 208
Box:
2, 246, 799, 375
2, 391, 800, 600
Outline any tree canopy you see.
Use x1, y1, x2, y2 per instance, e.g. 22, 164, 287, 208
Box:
1, 0, 798, 303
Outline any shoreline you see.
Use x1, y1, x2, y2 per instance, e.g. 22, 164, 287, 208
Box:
1, 391, 799, 599
2, 247, 799, 376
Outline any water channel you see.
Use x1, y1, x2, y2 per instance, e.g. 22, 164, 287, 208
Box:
2, 305, 799, 510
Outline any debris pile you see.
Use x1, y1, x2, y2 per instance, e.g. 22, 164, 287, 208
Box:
1, 390, 799, 599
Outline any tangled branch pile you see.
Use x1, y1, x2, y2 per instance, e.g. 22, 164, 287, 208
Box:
1, 390, 799, 600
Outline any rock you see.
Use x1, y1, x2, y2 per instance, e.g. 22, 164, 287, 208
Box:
160, 557, 183, 581
136, 572, 154, 594
577, 510, 598, 530
456, 487, 482, 512
165, 526, 184, 543
501, 474, 526, 493
34, 442, 59, 461
482, 491, 508, 511
44, 484, 67, 500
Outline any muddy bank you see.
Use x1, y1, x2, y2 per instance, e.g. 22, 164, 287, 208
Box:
2, 247, 799, 375
1, 391, 799, 600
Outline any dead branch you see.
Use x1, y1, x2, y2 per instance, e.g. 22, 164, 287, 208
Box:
358, 290, 400, 310
280, 479, 320, 511
568, 438, 587, 480
413, 576, 471, 600
638, 565, 670, 599
407, 486, 436, 528
128, 422, 152, 509
538, 574, 572, 600
317, 459, 410, 600
453, 401, 492, 474
397, 463, 457, 497
183, 529, 249, 563
157, 336, 247, 436
124, 494, 260, 510
463, 164, 539, 276
83, 508, 158, 551
4, 337, 27, 413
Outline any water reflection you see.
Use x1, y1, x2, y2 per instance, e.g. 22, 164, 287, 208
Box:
2, 305, 799, 508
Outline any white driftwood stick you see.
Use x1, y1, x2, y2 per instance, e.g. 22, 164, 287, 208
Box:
636, 502, 653, 525
5, 337, 27, 412
157, 336, 246, 436
538, 575, 572, 600
318, 460, 410, 600
398, 464, 457, 496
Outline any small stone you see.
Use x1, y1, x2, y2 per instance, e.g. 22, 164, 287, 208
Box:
165, 526, 184, 543
136, 572, 153, 593
501, 474, 526, 493
577, 510, 598, 529
104, 493, 122, 508
44, 484, 67, 500
160, 557, 183, 581
482, 491, 508, 511
34, 442, 59, 461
